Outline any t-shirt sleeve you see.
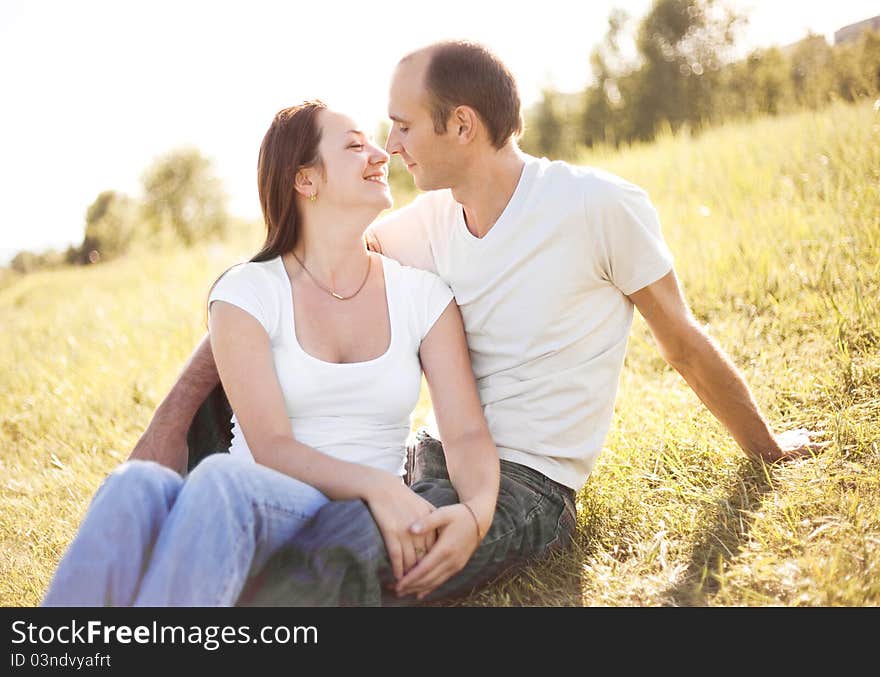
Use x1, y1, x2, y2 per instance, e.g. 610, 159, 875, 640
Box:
407, 268, 455, 342
366, 193, 438, 273
587, 174, 674, 296
208, 263, 280, 337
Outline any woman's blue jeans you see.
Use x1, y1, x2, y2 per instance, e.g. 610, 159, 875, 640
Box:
41, 454, 328, 606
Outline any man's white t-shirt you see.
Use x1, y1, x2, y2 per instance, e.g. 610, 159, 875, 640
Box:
208, 254, 454, 476
368, 154, 674, 491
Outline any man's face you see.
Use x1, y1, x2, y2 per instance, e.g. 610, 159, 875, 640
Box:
385, 55, 462, 191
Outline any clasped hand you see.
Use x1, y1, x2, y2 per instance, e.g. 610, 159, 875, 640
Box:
394, 502, 482, 600
364, 477, 482, 601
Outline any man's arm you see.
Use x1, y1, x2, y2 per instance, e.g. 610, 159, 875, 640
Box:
365, 195, 436, 272
628, 270, 826, 462
127, 333, 220, 473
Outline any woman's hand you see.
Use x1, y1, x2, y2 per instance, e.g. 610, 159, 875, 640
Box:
362, 473, 438, 581
393, 503, 483, 600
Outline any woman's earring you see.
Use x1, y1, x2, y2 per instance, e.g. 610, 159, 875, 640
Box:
309, 193, 317, 203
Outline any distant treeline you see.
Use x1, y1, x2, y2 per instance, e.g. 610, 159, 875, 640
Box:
8, 147, 230, 275
520, 0, 880, 157
8, 1, 879, 278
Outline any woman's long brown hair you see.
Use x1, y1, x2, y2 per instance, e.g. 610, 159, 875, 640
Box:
250, 100, 326, 263
191, 102, 328, 468
206, 100, 327, 307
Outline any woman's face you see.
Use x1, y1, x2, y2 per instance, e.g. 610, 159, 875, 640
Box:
310, 109, 391, 213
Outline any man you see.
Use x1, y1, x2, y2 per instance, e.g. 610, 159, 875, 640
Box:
131, 40, 823, 605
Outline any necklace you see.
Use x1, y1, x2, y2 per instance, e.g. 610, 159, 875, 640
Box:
289, 250, 372, 300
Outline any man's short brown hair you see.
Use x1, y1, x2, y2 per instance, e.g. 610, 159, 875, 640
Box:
407, 40, 523, 149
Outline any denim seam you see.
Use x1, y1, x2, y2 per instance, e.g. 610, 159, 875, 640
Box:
541, 497, 575, 556
205, 489, 253, 606
524, 490, 548, 523
480, 489, 550, 549
219, 508, 252, 605
236, 464, 319, 533
257, 500, 316, 522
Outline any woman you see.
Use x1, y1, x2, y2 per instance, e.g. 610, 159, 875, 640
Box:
42, 101, 499, 606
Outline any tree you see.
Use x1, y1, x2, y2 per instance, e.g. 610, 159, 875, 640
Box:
789, 34, 835, 109
581, 9, 636, 147
81, 190, 138, 261
10, 250, 40, 274
529, 89, 565, 157
141, 147, 229, 246
632, 0, 743, 139
9, 248, 66, 272
722, 47, 793, 117
858, 30, 880, 96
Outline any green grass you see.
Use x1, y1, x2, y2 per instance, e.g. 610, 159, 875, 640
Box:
2, 100, 878, 606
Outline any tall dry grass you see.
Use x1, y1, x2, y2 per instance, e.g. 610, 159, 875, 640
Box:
1, 100, 878, 606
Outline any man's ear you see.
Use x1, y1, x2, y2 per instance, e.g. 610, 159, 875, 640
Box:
451, 106, 479, 143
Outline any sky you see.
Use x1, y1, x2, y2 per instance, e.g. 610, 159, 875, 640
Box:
1, 0, 877, 264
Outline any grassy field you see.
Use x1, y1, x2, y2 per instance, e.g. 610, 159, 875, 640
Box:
2, 100, 878, 606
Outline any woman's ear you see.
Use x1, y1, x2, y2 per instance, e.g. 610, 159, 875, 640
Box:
293, 167, 316, 198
